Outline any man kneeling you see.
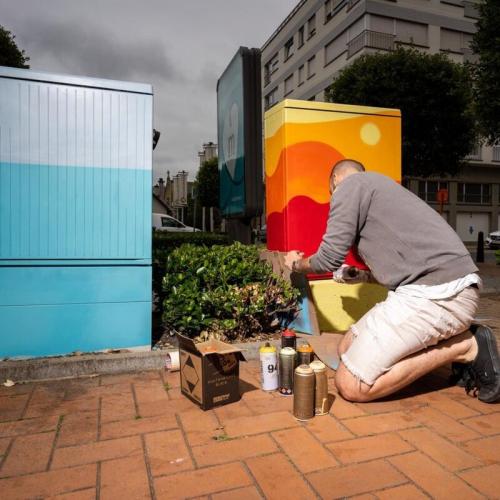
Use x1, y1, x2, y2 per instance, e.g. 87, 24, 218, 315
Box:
285, 160, 500, 404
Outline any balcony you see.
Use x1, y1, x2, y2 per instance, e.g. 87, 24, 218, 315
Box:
463, 1, 480, 19
465, 143, 482, 161
493, 146, 500, 162
347, 30, 395, 58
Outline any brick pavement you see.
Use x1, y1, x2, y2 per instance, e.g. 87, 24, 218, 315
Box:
0, 356, 499, 499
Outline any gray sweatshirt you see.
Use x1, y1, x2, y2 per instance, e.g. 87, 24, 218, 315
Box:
309, 172, 478, 290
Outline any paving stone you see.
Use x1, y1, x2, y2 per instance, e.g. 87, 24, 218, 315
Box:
213, 400, 254, 421
0, 415, 59, 438
307, 459, 405, 498
100, 413, 177, 440
100, 391, 137, 423
154, 462, 252, 500
461, 435, 500, 463
271, 427, 338, 473
375, 483, 428, 499
211, 486, 262, 500
444, 388, 499, 414
0, 463, 96, 499
100, 453, 150, 500
329, 396, 367, 419
327, 433, 413, 464
461, 412, 500, 436
341, 411, 419, 436
191, 434, 277, 467
246, 453, 316, 500
0, 437, 11, 456
134, 381, 171, 418
246, 393, 293, 414
0, 431, 55, 478
99, 371, 160, 386
223, 411, 298, 438
411, 406, 481, 442
417, 391, 480, 419
303, 415, 353, 443
0, 394, 29, 422
51, 436, 142, 469
459, 463, 500, 498
57, 411, 98, 447
399, 427, 482, 471
144, 429, 193, 476
47, 488, 96, 500
389, 451, 483, 500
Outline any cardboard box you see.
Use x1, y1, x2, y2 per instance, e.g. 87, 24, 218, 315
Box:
177, 334, 246, 410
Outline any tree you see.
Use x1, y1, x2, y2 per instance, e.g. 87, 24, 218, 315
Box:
325, 47, 476, 178
471, 0, 500, 145
0, 25, 29, 68
196, 157, 219, 207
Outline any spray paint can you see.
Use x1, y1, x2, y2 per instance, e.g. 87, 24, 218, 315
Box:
278, 347, 296, 395
310, 360, 329, 415
281, 329, 297, 350
297, 342, 314, 365
259, 342, 278, 391
293, 364, 315, 421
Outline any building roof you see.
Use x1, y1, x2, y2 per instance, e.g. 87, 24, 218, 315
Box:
153, 193, 172, 214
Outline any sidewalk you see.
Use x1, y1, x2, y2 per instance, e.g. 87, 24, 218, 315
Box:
0, 360, 498, 499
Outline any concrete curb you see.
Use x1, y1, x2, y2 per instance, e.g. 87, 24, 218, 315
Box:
0, 339, 283, 383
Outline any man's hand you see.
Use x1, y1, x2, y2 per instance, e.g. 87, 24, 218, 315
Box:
284, 250, 304, 271
333, 264, 373, 284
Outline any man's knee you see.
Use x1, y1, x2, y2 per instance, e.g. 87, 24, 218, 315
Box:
335, 363, 373, 402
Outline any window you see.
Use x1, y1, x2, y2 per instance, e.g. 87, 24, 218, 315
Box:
493, 145, 500, 162
284, 37, 294, 60
325, 33, 348, 65
396, 19, 428, 46
298, 26, 304, 47
307, 55, 316, 78
418, 181, 448, 202
441, 28, 472, 53
162, 217, 184, 228
264, 53, 279, 86
265, 87, 279, 110
457, 183, 491, 204
307, 14, 316, 38
298, 65, 305, 85
325, 0, 334, 22
284, 75, 294, 95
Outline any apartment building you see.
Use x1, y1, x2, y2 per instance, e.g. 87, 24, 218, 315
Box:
261, 0, 500, 241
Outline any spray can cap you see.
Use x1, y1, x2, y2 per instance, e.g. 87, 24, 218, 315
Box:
295, 364, 314, 375
259, 342, 276, 353
297, 342, 313, 353
310, 360, 327, 372
280, 347, 296, 356
282, 329, 296, 338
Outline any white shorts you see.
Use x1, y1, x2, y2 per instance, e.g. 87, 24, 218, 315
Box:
341, 285, 480, 386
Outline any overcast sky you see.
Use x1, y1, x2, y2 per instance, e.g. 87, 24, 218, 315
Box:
1, 0, 297, 181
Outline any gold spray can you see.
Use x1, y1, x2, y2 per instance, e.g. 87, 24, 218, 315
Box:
293, 364, 315, 421
296, 342, 314, 365
310, 360, 329, 416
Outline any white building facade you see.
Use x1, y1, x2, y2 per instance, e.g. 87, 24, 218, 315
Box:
261, 0, 500, 241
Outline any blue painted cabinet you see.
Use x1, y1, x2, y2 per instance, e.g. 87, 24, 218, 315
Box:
0, 67, 153, 357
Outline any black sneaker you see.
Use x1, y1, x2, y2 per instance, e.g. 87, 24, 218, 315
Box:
466, 325, 500, 403
450, 361, 472, 388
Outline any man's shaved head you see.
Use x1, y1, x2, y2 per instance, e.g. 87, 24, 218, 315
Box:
329, 159, 365, 193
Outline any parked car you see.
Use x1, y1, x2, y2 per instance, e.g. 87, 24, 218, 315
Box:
486, 231, 500, 249
152, 213, 200, 232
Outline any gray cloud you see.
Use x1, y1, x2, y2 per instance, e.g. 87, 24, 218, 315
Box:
0, 0, 297, 181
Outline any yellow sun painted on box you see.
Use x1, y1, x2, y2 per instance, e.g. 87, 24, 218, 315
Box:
264, 99, 401, 333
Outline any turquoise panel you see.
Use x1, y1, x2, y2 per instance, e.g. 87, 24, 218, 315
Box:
0, 266, 151, 305
0, 301, 151, 358
0, 163, 151, 261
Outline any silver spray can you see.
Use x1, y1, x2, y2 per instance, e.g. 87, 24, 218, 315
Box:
259, 342, 278, 391
279, 347, 297, 396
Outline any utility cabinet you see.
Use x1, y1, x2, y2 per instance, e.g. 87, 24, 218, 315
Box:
0, 67, 153, 357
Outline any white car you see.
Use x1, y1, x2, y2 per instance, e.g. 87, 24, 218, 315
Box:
152, 213, 200, 232
485, 231, 500, 249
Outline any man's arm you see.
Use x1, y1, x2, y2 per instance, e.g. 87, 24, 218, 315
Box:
285, 176, 370, 274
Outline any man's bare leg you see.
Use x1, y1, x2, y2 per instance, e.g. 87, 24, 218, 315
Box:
335, 330, 478, 402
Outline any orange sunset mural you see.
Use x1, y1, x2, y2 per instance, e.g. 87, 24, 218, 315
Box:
264, 100, 402, 332
265, 100, 401, 258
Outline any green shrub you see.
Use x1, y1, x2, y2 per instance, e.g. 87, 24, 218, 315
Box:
162, 242, 299, 341
152, 232, 230, 308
